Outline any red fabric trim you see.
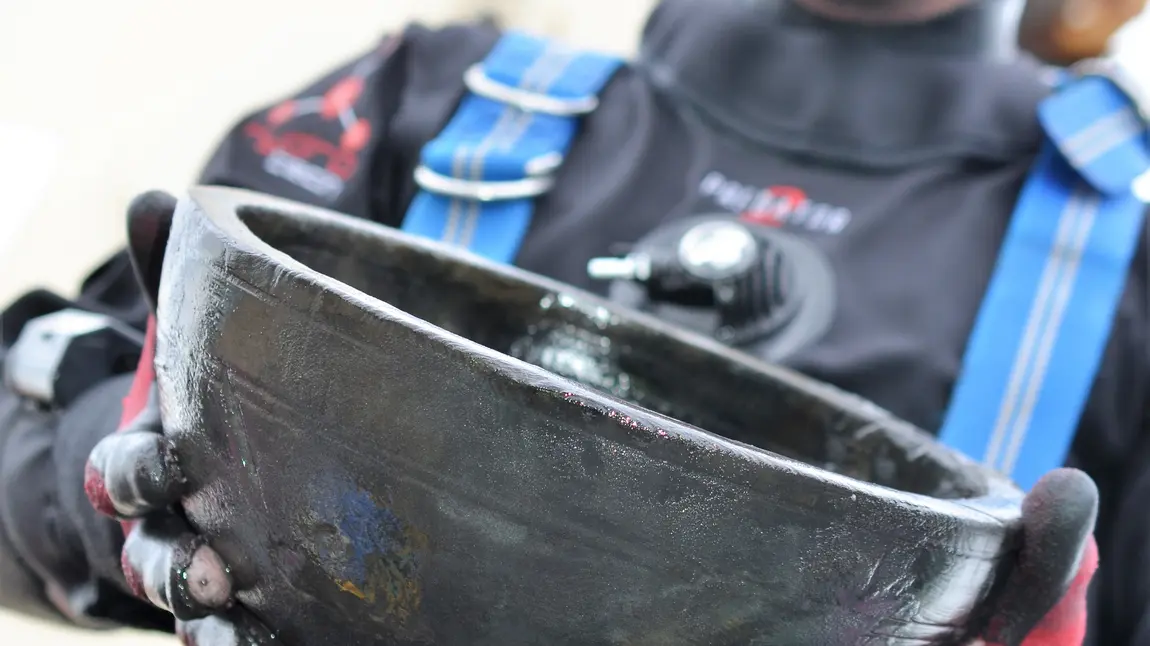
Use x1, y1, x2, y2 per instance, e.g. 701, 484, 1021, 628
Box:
1019, 536, 1098, 646
984, 535, 1099, 646
114, 315, 157, 537
119, 316, 157, 428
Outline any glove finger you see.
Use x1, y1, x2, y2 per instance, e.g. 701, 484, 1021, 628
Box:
125, 189, 178, 314
121, 514, 234, 621
176, 608, 278, 646
980, 468, 1099, 645
85, 427, 185, 518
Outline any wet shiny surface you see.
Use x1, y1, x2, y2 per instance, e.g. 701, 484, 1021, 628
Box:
154, 187, 1026, 645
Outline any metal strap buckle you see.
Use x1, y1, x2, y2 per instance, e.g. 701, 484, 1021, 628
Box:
1069, 57, 1150, 123
413, 166, 554, 202
463, 64, 600, 117
414, 151, 564, 202
1136, 168, 1150, 203
1069, 58, 1150, 201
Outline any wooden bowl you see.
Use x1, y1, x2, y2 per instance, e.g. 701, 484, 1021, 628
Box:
154, 186, 1025, 646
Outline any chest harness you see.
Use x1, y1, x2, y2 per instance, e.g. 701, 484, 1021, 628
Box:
402, 33, 1150, 491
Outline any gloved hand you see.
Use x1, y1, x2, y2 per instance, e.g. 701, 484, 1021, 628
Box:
84, 191, 276, 645
973, 469, 1100, 646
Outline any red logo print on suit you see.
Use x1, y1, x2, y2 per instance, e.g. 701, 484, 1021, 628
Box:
244, 38, 397, 200
698, 171, 853, 235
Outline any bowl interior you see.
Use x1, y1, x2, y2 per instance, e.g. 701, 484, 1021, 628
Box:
235, 204, 992, 502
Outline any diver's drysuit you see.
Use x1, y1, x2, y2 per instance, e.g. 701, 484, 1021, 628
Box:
1, 1, 1148, 643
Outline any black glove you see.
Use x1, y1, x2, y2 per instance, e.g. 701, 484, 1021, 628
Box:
84, 190, 277, 645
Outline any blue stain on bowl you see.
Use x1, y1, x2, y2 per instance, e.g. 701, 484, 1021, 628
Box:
337, 488, 404, 584
309, 475, 430, 624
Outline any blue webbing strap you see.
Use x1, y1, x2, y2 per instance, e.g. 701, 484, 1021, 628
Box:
401, 32, 624, 264
938, 70, 1150, 491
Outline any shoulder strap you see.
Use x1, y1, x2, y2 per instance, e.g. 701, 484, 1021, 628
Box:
938, 61, 1150, 490
400, 31, 624, 264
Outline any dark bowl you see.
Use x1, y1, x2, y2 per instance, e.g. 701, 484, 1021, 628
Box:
154, 186, 1024, 646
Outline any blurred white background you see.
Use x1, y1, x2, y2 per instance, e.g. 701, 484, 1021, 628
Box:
0, 0, 1146, 643
0, 0, 655, 308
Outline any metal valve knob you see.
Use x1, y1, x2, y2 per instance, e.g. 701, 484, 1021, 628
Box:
588, 220, 793, 344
